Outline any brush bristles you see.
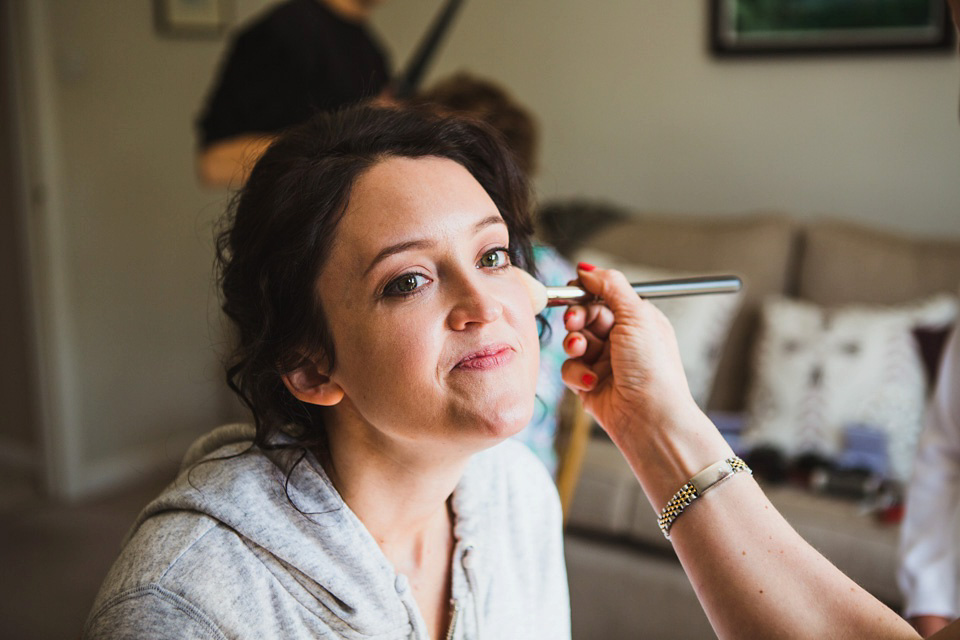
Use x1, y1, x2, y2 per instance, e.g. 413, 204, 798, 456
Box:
514, 267, 548, 314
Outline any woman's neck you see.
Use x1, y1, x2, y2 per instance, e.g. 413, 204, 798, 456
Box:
319, 409, 468, 567
318, 408, 461, 638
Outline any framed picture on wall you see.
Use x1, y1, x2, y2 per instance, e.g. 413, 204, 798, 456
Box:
154, 0, 232, 38
710, 0, 955, 55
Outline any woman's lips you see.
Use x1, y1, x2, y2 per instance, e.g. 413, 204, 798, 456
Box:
454, 345, 515, 371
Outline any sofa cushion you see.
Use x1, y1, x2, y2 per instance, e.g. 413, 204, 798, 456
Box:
744, 294, 959, 480
579, 213, 799, 412
570, 249, 743, 408
763, 485, 901, 605
567, 435, 649, 540
799, 220, 960, 307
565, 536, 715, 640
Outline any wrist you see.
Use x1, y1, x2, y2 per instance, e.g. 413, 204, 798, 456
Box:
606, 405, 734, 509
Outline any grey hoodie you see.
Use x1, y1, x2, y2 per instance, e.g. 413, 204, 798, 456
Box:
83, 424, 570, 639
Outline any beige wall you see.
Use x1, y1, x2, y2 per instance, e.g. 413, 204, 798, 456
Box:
48, 1, 232, 467
375, 0, 960, 236
14, 0, 960, 497
19, 0, 242, 496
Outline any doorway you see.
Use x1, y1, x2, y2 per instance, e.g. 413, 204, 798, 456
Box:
0, 0, 40, 488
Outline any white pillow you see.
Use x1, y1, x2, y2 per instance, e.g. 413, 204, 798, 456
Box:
572, 248, 743, 408
744, 294, 959, 480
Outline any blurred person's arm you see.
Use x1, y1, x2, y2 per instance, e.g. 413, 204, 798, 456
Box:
196, 88, 396, 189
196, 134, 275, 189
899, 327, 960, 637
899, 6, 960, 634
916, 616, 954, 637
562, 264, 922, 640
195, 21, 288, 190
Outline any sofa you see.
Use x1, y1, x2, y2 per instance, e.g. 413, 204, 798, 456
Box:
537, 202, 960, 639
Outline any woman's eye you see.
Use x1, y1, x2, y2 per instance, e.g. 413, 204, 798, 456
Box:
479, 248, 511, 269
384, 273, 429, 297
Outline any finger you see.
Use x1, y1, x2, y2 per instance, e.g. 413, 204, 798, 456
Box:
582, 302, 615, 340
574, 326, 607, 364
564, 281, 615, 334
562, 332, 588, 358
575, 262, 642, 325
562, 356, 613, 392
561, 358, 598, 392
563, 306, 586, 332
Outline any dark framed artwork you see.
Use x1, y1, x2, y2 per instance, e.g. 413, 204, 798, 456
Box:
154, 0, 232, 38
710, 0, 956, 55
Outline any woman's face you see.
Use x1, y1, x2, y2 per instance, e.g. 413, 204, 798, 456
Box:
315, 156, 540, 453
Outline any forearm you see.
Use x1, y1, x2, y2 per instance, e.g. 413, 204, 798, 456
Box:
617, 413, 918, 640
196, 134, 275, 188
671, 476, 915, 639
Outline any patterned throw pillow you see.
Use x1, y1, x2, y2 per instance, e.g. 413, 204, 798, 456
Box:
572, 248, 744, 408
744, 294, 959, 480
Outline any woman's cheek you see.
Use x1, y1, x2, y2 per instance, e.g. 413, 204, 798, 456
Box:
349, 313, 421, 373
504, 289, 542, 382
510, 288, 541, 345
380, 313, 437, 368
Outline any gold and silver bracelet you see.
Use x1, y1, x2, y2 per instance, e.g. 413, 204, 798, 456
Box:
657, 456, 752, 540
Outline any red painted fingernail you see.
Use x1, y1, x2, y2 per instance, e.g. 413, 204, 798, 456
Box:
566, 335, 581, 349
564, 309, 575, 323
577, 262, 596, 272
582, 373, 596, 387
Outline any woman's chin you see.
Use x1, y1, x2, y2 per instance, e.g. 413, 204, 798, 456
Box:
463, 396, 535, 446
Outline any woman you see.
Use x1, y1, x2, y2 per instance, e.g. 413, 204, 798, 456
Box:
87, 103, 942, 640
85, 106, 567, 639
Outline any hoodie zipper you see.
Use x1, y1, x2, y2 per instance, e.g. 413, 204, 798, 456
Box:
445, 598, 461, 640
462, 545, 481, 639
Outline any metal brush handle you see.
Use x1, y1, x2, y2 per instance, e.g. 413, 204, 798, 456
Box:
545, 275, 742, 307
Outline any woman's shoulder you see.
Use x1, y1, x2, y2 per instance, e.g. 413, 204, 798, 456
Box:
83, 512, 234, 639
85, 424, 315, 635
84, 581, 227, 640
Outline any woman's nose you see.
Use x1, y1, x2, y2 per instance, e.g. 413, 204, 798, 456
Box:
446, 273, 504, 331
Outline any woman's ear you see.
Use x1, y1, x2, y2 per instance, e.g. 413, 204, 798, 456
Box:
282, 360, 344, 407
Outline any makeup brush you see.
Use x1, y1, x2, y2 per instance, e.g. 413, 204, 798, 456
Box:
515, 268, 742, 314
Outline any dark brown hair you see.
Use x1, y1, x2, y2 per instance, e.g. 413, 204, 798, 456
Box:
215, 105, 536, 450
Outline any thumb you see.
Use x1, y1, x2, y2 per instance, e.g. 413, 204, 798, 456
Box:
576, 263, 642, 322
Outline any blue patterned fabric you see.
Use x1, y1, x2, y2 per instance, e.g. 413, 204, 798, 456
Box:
512, 245, 576, 476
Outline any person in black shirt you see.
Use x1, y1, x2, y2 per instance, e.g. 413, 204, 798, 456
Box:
196, 0, 390, 187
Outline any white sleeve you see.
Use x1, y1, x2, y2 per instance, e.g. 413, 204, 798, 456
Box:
898, 326, 960, 619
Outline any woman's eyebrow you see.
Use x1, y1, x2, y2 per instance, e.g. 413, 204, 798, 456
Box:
473, 214, 506, 233
363, 214, 506, 277
364, 239, 434, 276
